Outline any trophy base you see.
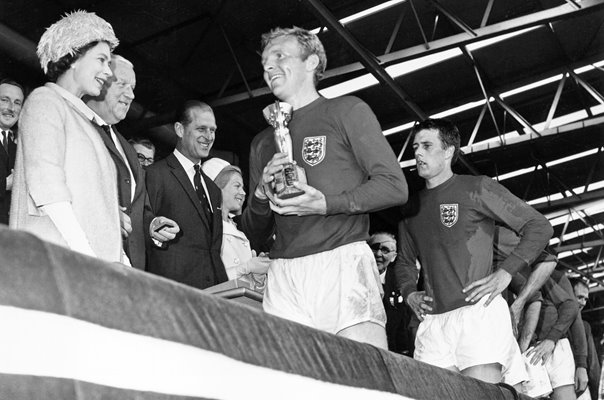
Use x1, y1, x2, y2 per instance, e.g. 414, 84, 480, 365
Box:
275, 162, 307, 199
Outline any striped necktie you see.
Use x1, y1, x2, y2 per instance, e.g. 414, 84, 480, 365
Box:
193, 164, 213, 225
1, 131, 8, 151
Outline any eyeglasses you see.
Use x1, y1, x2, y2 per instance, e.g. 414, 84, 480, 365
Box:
369, 243, 395, 255
137, 153, 154, 166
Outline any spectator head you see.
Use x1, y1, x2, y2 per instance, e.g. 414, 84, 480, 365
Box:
0, 78, 25, 130
571, 278, 590, 311
174, 100, 216, 164
128, 137, 155, 168
411, 118, 460, 186
38, 11, 118, 97
85, 55, 135, 124
202, 157, 245, 217
368, 232, 397, 274
261, 27, 326, 100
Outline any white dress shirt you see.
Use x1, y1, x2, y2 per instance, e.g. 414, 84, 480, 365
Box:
173, 149, 213, 211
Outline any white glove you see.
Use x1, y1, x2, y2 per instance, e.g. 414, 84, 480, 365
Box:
237, 255, 271, 276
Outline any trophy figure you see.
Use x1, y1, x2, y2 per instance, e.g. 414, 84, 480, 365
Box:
262, 101, 307, 199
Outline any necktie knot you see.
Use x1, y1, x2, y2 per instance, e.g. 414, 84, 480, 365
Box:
101, 125, 112, 135
1, 130, 10, 150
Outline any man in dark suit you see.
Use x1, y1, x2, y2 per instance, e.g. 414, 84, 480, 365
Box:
85, 55, 176, 270
145, 100, 227, 289
0, 79, 24, 225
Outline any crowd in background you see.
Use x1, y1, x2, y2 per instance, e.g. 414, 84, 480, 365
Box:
0, 9, 602, 400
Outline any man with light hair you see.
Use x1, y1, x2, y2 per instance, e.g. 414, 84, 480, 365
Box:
243, 27, 408, 348
86, 55, 175, 269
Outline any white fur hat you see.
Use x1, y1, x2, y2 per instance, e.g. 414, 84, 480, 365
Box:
37, 10, 119, 73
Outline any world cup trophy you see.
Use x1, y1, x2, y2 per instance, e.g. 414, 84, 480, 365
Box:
262, 101, 307, 199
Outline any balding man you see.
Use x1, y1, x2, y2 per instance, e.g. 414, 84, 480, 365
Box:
86, 55, 175, 270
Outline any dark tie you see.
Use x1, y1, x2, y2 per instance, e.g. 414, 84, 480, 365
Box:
1, 131, 8, 151
100, 125, 113, 141
193, 164, 213, 224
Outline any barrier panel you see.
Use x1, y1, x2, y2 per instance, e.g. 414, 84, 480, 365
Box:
0, 228, 530, 399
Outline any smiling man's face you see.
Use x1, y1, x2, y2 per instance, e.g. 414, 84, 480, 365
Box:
261, 35, 312, 104
177, 106, 216, 163
85, 57, 136, 125
0, 83, 24, 130
99, 60, 135, 124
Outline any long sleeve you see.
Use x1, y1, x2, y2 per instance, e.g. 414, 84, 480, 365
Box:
478, 177, 553, 275
584, 322, 601, 397
539, 273, 580, 342
325, 101, 408, 215
240, 132, 275, 252
394, 219, 421, 301
568, 311, 588, 368
41, 202, 95, 257
20, 89, 71, 207
142, 191, 155, 243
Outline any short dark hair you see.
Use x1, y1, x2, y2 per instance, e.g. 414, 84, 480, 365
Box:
0, 78, 24, 95
45, 41, 101, 82
174, 100, 213, 126
128, 137, 155, 152
411, 118, 461, 164
261, 26, 327, 86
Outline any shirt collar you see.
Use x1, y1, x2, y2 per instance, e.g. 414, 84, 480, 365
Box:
173, 148, 198, 171
90, 111, 108, 127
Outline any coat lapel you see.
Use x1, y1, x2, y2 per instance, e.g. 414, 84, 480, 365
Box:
166, 154, 210, 230
0, 142, 8, 169
114, 128, 145, 201
94, 125, 128, 169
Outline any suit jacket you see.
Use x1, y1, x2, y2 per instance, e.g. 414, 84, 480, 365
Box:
94, 124, 149, 270
0, 130, 16, 224
145, 153, 227, 289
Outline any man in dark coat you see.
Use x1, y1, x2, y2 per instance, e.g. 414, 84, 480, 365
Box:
145, 100, 227, 289
86, 55, 175, 269
0, 78, 24, 225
